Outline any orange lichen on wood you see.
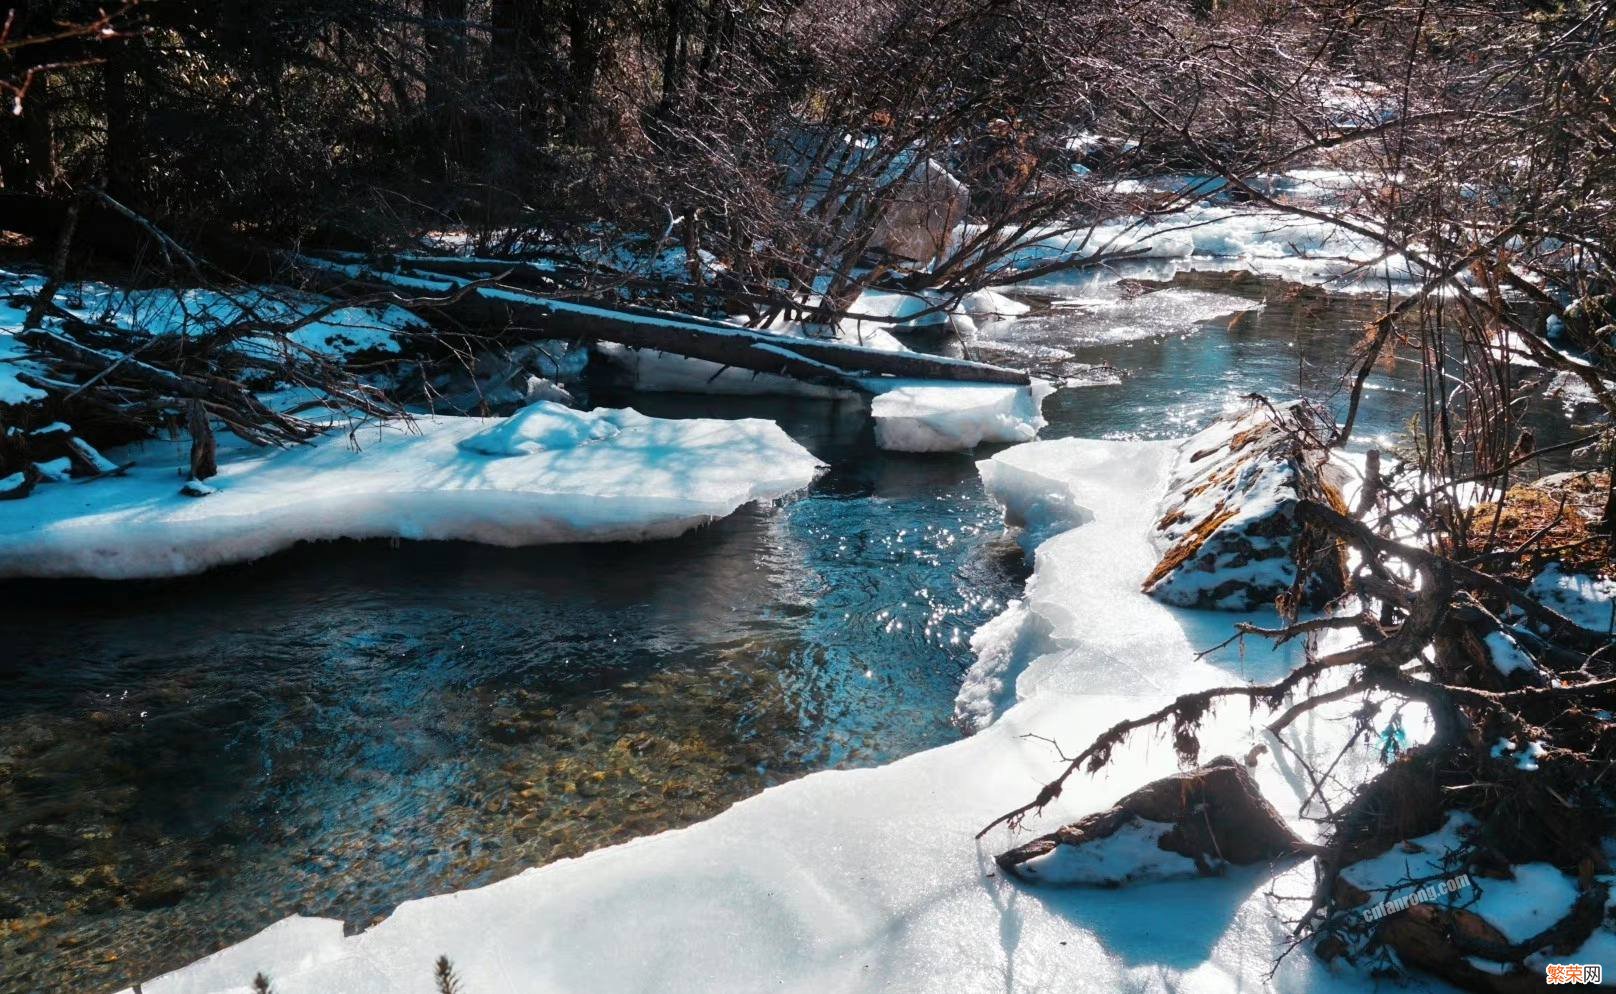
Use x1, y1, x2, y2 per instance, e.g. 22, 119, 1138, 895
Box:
1143, 504, 1238, 592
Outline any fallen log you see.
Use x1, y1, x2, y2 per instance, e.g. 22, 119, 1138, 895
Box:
296, 261, 1032, 389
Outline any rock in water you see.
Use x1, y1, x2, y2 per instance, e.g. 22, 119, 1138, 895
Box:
997, 757, 1309, 886
1143, 400, 1350, 611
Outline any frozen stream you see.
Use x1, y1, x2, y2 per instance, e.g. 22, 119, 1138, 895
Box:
0, 271, 1582, 994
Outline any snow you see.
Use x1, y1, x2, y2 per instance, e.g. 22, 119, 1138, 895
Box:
120, 432, 1448, 994
1, 267, 416, 361
0, 282, 50, 405
867, 379, 1054, 452
0, 402, 823, 580
454, 401, 624, 456
972, 196, 1423, 294
1529, 563, 1616, 634
599, 343, 856, 399
1, 267, 419, 410
1529, 887, 1616, 977
1340, 812, 1581, 944
33, 456, 71, 482
1483, 630, 1537, 678
953, 599, 1036, 732
1007, 817, 1206, 886
1464, 863, 1579, 943
840, 288, 959, 337
1513, 740, 1546, 772
838, 287, 1030, 342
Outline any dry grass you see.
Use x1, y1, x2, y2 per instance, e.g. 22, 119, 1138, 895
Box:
1464, 472, 1611, 581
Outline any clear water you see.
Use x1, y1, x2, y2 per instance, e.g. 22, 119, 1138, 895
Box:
0, 271, 1580, 994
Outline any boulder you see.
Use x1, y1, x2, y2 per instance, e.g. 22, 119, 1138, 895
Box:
866, 157, 969, 264
997, 757, 1310, 886
1143, 401, 1350, 611
774, 124, 969, 266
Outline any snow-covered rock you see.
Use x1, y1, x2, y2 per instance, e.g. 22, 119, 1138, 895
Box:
867, 379, 1054, 452
1143, 401, 1350, 611
1331, 812, 1601, 992
0, 403, 822, 579
997, 757, 1308, 886
116, 435, 1441, 994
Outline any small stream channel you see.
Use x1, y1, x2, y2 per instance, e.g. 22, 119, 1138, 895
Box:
0, 270, 1581, 994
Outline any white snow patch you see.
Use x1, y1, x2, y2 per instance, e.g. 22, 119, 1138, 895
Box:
1342, 812, 1581, 943
455, 401, 624, 456
1483, 631, 1537, 678
1529, 563, 1616, 634
0, 405, 822, 579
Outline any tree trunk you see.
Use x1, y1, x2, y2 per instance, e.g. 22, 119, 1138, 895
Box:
188, 400, 218, 481
22, 76, 57, 191
101, 39, 146, 205
423, 0, 470, 172
657, 0, 689, 116
298, 264, 1033, 388
564, 1, 603, 141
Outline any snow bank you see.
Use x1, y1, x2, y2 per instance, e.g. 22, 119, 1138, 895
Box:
119, 436, 1439, 994
0, 402, 822, 579
867, 379, 1054, 452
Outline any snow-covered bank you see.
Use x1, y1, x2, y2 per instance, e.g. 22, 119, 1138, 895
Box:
976, 191, 1425, 295
0, 403, 821, 580
122, 436, 1440, 994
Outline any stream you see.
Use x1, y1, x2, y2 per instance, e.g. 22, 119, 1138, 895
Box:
0, 270, 1582, 994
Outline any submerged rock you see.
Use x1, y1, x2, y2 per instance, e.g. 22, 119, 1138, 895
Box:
996, 757, 1309, 886
1143, 400, 1350, 611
